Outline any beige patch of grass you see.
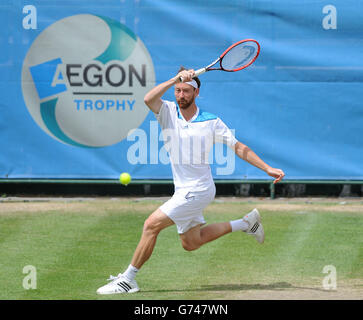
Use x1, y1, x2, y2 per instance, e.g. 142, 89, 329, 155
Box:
0, 200, 161, 216
1, 197, 363, 216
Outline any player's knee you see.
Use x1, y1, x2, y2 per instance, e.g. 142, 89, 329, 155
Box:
181, 242, 200, 251
143, 217, 161, 236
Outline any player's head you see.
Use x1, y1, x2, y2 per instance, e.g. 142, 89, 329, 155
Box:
175, 66, 200, 109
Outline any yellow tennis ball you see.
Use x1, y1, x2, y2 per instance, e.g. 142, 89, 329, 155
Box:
119, 172, 131, 186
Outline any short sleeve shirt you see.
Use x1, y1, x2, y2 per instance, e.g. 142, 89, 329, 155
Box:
155, 100, 237, 191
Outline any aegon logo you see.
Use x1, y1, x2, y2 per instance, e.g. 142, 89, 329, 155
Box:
22, 14, 155, 147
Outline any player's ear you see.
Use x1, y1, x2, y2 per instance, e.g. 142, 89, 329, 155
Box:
194, 88, 199, 97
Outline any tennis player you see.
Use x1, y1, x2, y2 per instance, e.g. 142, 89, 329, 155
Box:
97, 68, 285, 294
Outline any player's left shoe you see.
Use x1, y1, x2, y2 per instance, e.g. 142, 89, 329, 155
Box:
96, 273, 140, 295
243, 208, 265, 244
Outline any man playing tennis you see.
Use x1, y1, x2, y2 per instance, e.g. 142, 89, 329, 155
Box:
97, 68, 285, 294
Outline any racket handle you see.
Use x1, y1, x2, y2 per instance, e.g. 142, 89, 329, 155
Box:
194, 67, 206, 77
179, 68, 206, 82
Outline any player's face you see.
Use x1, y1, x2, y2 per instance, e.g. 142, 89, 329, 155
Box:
175, 83, 198, 109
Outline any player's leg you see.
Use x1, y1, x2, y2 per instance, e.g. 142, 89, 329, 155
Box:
97, 209, 174, 294
179, 222, 232, 251
200, 221, 233, 244
179, 208, 265, 251
130, 208, 174, 269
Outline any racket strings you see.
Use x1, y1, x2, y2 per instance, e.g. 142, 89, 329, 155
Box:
221, 41, 259, 71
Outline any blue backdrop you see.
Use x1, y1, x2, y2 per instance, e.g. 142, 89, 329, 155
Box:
1, 0, 362, 181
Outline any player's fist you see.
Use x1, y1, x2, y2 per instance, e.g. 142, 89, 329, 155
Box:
266, 167, 285, 184
177, 69, 195, 83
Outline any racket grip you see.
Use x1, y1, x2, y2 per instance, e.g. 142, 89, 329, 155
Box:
194, 67, 206, 77
179, 68, 206, 82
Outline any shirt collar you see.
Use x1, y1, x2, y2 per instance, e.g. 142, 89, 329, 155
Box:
176, 104, 199, 123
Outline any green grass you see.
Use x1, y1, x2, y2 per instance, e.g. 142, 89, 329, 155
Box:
0, 199, 362, 300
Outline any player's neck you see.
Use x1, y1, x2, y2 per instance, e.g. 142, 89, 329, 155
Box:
180, 103, 197, 122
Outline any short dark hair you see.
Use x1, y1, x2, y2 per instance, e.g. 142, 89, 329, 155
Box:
178, 66, 201, 89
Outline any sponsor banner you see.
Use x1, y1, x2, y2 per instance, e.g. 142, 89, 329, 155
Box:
1, 1, 363, 180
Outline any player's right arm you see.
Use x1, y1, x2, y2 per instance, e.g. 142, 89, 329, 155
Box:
144, 69, 194, 114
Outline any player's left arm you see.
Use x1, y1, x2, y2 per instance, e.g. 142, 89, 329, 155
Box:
234, 141, 285, 184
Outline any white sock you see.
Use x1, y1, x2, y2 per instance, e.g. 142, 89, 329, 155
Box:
230, 218, 249, 232
123, 264, 139, 282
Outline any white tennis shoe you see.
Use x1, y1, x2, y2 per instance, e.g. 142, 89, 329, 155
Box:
96, 273, 139, 295
243, 208, 265, 244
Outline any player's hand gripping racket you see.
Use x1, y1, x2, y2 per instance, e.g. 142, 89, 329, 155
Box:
179, 39, 260, 82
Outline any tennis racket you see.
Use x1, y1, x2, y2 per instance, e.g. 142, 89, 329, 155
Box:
179, 39, 260, 82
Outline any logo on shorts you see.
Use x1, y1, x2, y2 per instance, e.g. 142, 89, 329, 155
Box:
22, 14, 155, 147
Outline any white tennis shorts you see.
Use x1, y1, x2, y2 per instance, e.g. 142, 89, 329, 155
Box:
159, 185, 216, 234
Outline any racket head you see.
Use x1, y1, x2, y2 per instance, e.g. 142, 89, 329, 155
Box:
219, 39, 260, 72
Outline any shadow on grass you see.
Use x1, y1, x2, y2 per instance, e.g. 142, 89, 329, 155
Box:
142, 282, 327, 293
200, 282, 326, 292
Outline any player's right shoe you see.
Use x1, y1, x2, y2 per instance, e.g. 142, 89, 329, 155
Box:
96, 273, 140, 295
243, 208, 265, 244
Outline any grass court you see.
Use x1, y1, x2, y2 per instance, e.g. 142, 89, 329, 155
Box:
0, 197, 362, 300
